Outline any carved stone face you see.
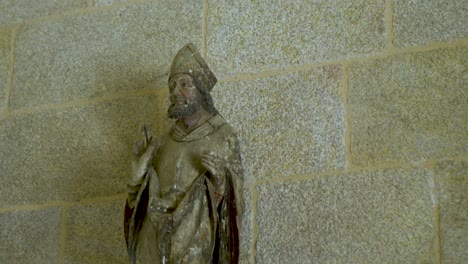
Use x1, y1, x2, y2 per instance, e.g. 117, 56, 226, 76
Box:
167, 73, 202, 119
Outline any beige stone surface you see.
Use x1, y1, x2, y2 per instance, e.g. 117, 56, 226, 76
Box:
0, 95, 161, 207
64, 198, 127, 264
394, 0, 468, 47
95, 0, 129, 7
0, 207, 61, 263
437, 159, 468, 264
212, 66, 346, 182
257, 168, 435, 263
11, 0, 202, 110
208, 0, 386, 77
0, 0, 466, 262
0, 30, 10, 112
349, 48, 467, 167
0, 0, 87, 26
238, 187, 254, 264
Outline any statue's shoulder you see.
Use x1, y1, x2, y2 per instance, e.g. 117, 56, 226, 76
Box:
209, 115, 238, 138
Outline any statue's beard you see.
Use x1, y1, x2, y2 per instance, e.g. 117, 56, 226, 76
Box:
167, 98, 202, 119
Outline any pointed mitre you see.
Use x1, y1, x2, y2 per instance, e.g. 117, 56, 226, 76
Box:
169, 43, 217, 92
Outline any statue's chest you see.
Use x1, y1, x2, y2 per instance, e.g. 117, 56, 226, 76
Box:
153, 136, 218, 195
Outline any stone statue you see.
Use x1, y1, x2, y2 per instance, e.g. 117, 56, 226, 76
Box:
124, 43, 244, 264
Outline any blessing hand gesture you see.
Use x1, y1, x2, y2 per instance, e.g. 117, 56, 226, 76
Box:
130, 125, 157, 185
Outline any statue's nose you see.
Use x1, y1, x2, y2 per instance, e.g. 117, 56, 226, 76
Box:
173, 84, 183, 95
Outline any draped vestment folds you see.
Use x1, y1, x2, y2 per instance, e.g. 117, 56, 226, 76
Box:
124, 115, 243, 264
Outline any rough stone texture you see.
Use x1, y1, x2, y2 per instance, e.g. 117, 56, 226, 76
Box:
436, 159, 468, 264
0, 0, 87, 27
1, 0, 466, 262
0, 95, 161, 207
208, 0, 386, 77
394, 0, 468, 47
257, 168, 435, 263
239, 187, 254, 264
349, 48, 467, 167
0, 30, 10, 112
64, 198, 127, 264
11, 0, 202, 110
0, 207, 61, 263
95, 0, 129, 7
212, 66, 346, 182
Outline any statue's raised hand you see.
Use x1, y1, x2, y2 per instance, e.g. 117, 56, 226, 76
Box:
130, 125, 157, 185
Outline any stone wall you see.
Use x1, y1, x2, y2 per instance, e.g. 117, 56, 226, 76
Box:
0, 1, 466, 263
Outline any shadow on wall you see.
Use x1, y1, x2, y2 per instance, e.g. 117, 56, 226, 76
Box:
55, 59, 171, 263
65, 58, 169, 202
1, 62, 167, 209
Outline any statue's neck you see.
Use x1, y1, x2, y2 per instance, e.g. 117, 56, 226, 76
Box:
177, 108, 214, 133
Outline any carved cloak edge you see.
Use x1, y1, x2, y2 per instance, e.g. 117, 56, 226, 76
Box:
123, 168, 241, 264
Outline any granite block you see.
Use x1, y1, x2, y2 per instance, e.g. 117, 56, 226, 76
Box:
0, 95, 161, 207
95, 0, 129, 7
349, 48, 467, 167
0, 30, 10, 112
394, 0, 468, 47
239, 187, 254, 264
257, 168, 435, 263
11, 0, 202, 110
0, 208, 61, 263
212, 66, 346, 182
0, 0, 87, 27
436, 159, 468, 264
64, 198, 127, 264
208, 0, 386, 77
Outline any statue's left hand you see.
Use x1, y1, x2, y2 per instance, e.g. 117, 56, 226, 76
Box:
201, 151, 225, 188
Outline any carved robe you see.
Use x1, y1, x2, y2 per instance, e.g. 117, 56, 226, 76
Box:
124, 114, 243, 264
